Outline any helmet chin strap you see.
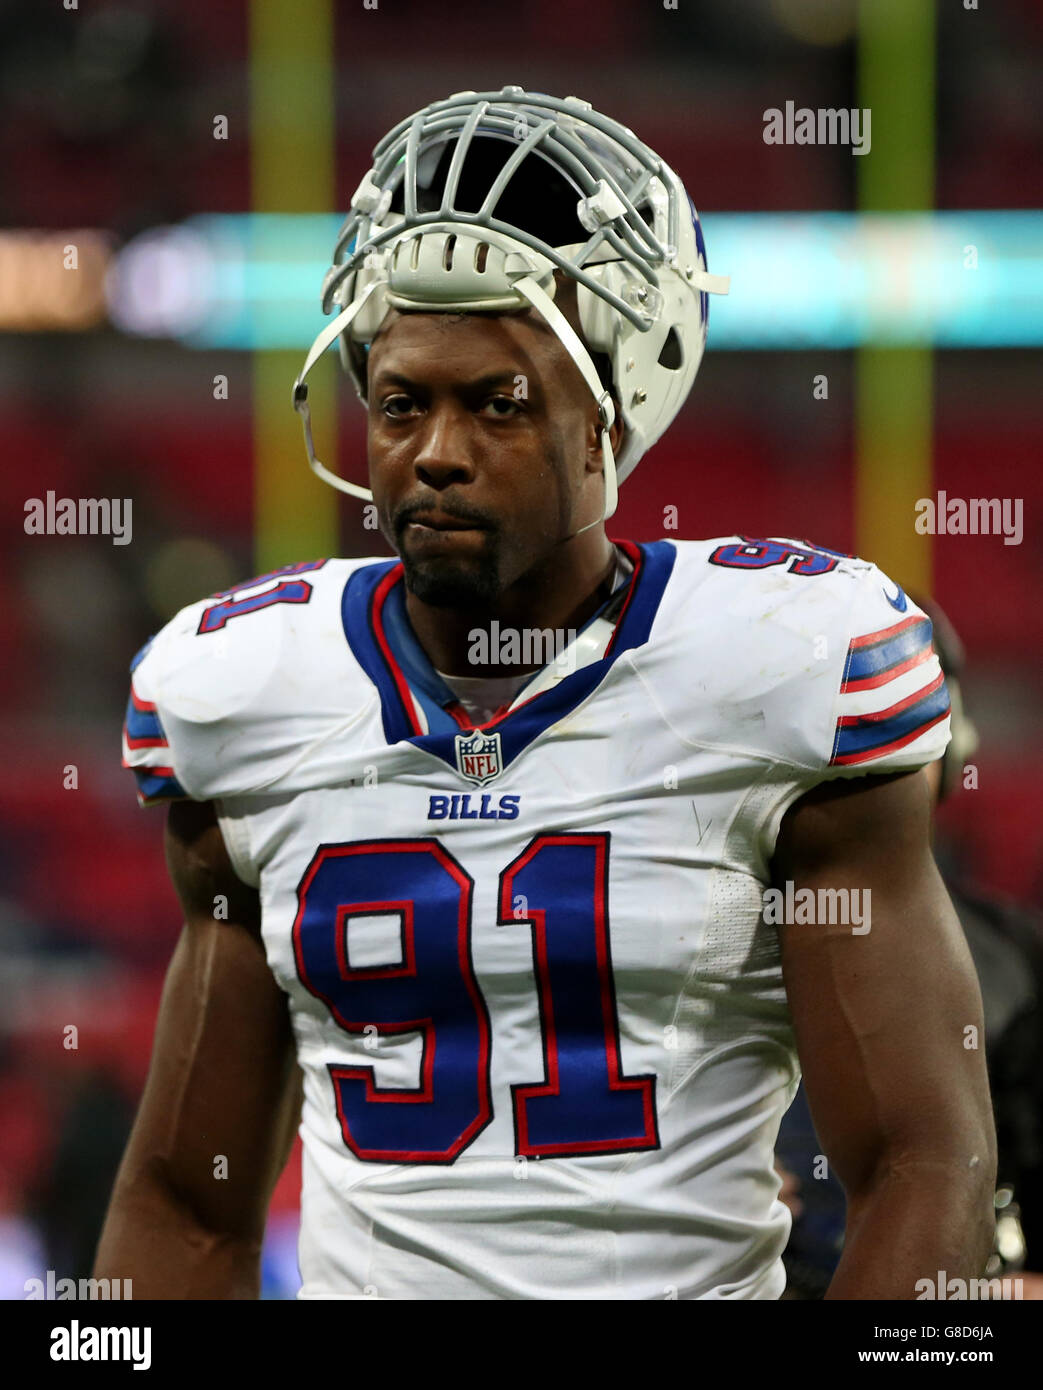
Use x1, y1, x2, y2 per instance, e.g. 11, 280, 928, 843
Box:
292, 279, 383, 501
509, 274, 618, 539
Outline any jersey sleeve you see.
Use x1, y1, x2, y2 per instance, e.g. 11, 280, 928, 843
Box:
121, 635, 191, 806
746, 551, 953, 876
822, 568, 952, 778
119, 561, 331, 808
118, 558, 370, 809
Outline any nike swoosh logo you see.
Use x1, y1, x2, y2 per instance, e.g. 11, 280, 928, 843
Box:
883, 583, 908, 612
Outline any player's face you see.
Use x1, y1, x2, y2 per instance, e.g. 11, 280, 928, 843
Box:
366, 298, 604, 609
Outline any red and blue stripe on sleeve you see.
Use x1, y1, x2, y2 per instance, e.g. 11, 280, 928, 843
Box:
121, 639, 187, 804
830, 615, 951, 767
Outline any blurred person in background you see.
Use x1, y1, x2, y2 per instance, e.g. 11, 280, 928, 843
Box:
29, 1068, 135, 1285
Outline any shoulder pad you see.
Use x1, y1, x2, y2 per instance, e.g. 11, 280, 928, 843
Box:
646, 537, 950, 776
121, 559, 380, 803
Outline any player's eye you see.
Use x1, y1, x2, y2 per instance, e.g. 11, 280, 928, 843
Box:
480, 395, 521, 418
380, 394, 419, 418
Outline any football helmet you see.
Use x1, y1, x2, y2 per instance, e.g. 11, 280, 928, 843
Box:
293, 85, 729, 530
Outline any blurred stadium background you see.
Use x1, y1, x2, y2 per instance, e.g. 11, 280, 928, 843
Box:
0, 0, 1040, 1298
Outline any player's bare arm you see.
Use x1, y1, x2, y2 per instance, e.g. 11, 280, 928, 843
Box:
774, 768, 997, 1299
93, 800, 301, 1298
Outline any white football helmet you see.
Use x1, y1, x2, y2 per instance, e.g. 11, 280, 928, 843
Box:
293, 85, 729, 531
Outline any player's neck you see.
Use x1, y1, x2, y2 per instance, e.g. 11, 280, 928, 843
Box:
404, 533, 619, 679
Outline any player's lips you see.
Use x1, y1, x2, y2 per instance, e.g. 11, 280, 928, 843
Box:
403, 512, 488, 533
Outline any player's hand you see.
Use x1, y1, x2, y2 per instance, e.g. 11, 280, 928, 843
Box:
774, 1158, 803, 1219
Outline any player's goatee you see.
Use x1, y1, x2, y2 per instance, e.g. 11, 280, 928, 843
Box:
399, 543, 502, 609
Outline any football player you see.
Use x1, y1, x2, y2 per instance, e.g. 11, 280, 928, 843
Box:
96, 87, 995, 1299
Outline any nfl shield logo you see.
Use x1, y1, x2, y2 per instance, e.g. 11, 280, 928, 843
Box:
454, 729, 503, 785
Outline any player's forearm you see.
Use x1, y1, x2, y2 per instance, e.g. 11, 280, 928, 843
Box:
93, 1166, 264, 1299
824, 1154, 996, 1300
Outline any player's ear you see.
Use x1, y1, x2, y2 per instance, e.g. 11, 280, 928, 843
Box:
585, 392, 624, 472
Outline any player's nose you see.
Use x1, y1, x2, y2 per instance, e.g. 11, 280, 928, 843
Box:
412, 404, 477, 490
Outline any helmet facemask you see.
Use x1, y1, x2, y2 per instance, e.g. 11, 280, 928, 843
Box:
293, 87, 729, 526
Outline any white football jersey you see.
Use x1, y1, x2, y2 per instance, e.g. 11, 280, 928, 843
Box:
122, 536, 951, 1300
